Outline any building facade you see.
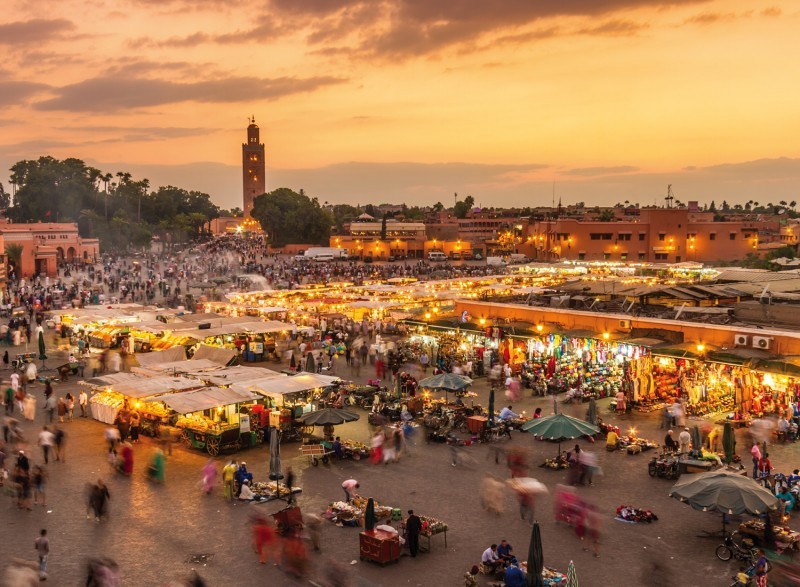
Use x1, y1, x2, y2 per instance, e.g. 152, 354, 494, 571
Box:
0, 221, 99, 277
242, 117, 266, 217
525, 208, 783, 263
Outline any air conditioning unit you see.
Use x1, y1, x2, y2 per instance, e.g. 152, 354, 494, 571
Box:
734, 334, 750, 347
752, 336, 773, 350
619, 319, 632, 330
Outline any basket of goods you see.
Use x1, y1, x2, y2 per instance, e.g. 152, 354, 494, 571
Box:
541, 455, 571, 470
418, 515, 448, 536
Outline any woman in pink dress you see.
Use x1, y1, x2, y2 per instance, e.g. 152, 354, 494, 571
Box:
201, 459, 217, 495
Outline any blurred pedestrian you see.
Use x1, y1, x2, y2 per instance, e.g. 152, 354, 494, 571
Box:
38, 426, 54, 465
222, 460, 237, 500
285, 466, 295, 504
201, 459, 216, 495
31, 465, 46, 507
252, 515, 278, 564
405, 510, 422, 557
34, 529, 49, 581
79, 389, 88, 418
89, 479, 110, 521
53, 427, 65, 463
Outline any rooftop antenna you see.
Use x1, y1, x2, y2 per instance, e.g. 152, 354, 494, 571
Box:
665, 184, 675, 209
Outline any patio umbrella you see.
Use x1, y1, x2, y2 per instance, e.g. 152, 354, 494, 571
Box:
365, 497, 376, 531
268, 426, 283, 484
419, 372, 473, 403
566, 560, 578, 587
289, 353, 296, 369
669, 470, 779, 535
585, 398, 597, 425
521, 413, 600, 457
306, 353, 316, 373
488, 388, 495, 425
722, 422, 735, 464
526, 521, 544, 587
298, 408, 360, 426
691, 425, 702, 457
38, 329, 47, 368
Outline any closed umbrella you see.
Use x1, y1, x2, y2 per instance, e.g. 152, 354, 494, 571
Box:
566, 560, 578, 587
691, 426, 702, 457
488, 388, 495, 425
268, 426, 283, 486
298, 408, 360, 426
306, 353, 316, 373
586, 398, 597, 425
526, 521, 544, 587
365, 497, 376, 531
38, 330, 47, 369
722, 422, 735, 464
522, 413, 600, 457
669, 470, 779, 536
290, 353, 296, 369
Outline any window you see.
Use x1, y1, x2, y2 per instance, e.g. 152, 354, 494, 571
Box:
578, 253, 586, 260
620, 253, 628, 261
687, 233, 696, 239
639, 233, 646, 241
710, 233, 716, 241
675, 256, 681, 263
655, 253, 668, 261
638, 253, 646, 260
730, 233, 736, 240
618, 234, 631, 241
658, 233, 666, 241
603, 252, 611, 260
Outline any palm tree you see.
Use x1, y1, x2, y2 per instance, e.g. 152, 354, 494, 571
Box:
5, 243, 23, 276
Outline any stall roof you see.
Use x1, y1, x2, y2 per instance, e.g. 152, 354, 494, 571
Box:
136, 358, 222, 374
233, 373, 339, 399
135, 346, 186, 367
87, 374, 202, 398
149, 387, 260, 414
191, 344, 237, 366
198, 366, 280, 385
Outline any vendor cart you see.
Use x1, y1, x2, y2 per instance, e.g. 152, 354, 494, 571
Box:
180, 425, 259, 456
300, 441, 333, 466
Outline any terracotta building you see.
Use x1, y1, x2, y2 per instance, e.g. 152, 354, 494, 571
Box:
242, 116, 265, 217
524, 208, 782, 263
0, 221, 99, 277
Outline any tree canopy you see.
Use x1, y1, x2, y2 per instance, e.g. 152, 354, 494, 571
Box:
453, 195, 475, 219
7, 156, 220, 250
251, 187, 331, 247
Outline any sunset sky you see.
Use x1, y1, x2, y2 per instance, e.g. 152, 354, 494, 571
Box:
1, 0, 799, 210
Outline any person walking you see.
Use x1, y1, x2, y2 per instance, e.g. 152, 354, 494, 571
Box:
678, 427, 691, 455
89, 479, 110, 521
222, 460, 237, 501
405, 510, 422, 557
53, 427, 65, 463
38, 426, 55, 465
285, 466, 295, 504
32, 464, 47, 507
751, 442, 762, 479
34, 529, 49, 581
44, 393, 56, 425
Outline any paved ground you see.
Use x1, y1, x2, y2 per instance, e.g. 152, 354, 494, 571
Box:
1, 350, 799, 586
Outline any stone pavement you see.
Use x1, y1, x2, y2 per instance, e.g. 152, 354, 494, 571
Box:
1, 353, 799, 586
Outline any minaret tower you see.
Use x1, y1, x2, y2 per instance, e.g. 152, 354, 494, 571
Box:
242, 116, 265, 217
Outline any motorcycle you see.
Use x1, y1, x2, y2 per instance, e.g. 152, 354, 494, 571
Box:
648, 453, 680, 480
716, 532, 759, 564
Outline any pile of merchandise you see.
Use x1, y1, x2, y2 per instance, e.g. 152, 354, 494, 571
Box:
618, 436, 660, 451
418, 515, 448, 536
615, 505, 658, 523
541, 455, 571, 470
175, 414, 225, 433
343, 439, 370, 459
248, 481, 302, 501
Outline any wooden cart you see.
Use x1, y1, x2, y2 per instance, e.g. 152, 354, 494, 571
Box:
180, 425, 259, 456
300, 442, 333, 466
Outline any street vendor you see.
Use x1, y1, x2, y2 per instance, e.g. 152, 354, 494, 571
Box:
664, 430, 678, 453
496, 539, 515, 564
235, 462, 253, 495
606, 429, 620, 451
332, 436, 344, 459
481, 544, 504, 574
499, 405, 518, 421
776, 486, 795, 515
503, 563, 526, 587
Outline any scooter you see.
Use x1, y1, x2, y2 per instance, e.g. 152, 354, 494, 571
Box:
648, 453, 680, 480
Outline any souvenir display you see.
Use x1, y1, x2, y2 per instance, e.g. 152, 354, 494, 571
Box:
615, 505, 659, 523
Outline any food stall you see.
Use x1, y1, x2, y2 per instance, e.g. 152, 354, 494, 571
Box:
150, 386, 262, 455
86, 372, 203, 431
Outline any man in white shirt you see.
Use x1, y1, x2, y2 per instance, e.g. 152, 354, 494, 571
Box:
79, 389, 88, 418
499, 405, 518, 421
678, 427, 691, 455
481, 544, 502, 573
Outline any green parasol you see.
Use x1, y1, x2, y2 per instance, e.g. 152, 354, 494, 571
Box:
38, 330, 47, 368
365, 497, 376, 531
566, 560, 578, 587
521, 413, 600, 457
722, 422, 735, 464
526, 521, 544, 587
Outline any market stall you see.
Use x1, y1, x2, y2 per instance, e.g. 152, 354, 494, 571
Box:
150, 386, 262, 455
